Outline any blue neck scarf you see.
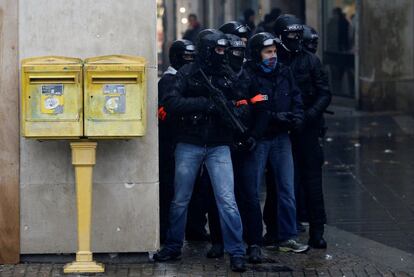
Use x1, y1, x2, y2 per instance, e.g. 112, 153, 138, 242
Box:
260, 56, 278, 73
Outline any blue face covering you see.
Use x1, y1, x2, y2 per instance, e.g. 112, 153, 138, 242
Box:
260, 56, 278, 73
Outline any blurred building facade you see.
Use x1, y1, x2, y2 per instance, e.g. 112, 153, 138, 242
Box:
157, 0, 414, 113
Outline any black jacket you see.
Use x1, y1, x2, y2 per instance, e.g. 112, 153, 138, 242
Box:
161, 62, 250, 146
158, 66, 178, 144
279, 49, 331, 126
244, 61, 304, 139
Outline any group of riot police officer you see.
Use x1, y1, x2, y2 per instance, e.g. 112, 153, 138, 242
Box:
156, 14, 331, 272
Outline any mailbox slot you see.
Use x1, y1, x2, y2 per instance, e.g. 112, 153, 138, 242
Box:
91, 75, 140, 84
29, 75, 77, 84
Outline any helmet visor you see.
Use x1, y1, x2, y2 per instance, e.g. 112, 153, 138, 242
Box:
237, 25, 249, 34
263, 38, 275, 46
185, 44, 195, 51
287, 32, 302, 39
217, 39, 228, 46
231, 49, 245, 57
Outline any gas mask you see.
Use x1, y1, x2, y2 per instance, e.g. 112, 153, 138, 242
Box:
227, 48, 245, 72
282, 31, 303, 53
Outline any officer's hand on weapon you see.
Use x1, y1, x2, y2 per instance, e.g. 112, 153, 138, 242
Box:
207, 99, 238, 115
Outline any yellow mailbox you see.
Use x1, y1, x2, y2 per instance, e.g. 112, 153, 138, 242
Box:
83, 55, 146, 138
21, 56, 83, 138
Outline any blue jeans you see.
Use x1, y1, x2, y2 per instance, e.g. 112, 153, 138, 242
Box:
164, 143, 245, 257
241, 133, 297, 241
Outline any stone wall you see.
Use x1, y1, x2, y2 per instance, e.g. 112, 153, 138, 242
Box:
18, 0, 159, 253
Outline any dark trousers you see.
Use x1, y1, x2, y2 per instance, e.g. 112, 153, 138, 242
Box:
291, 126, 327, 227
159, 138, 176, 243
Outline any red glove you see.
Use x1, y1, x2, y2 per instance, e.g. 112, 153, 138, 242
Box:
236, 99, 248, 107
158, 106, 167, 121
250, 94, 268, 104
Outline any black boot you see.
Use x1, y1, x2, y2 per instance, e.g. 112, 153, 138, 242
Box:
263, 233, 277, 246
153, 247, 182, 261
308, 224, 327, 249
247, 245, 263, 264
206, 244, 224, 258
230, 256, 246, 272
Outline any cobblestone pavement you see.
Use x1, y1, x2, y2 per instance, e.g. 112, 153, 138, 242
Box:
1, 230, 413, 277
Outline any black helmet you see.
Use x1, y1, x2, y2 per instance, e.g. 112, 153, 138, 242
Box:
219, 21, 251, 40
225, 34, 246, 71
196, 30, 229, 69
273, 14, 304, 53
169, 39, 196, 69
247, 32, 280, 63
195, 28, 223, 47
302, 25, 319, 54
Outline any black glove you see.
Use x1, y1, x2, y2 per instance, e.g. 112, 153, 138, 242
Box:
273, 112, 294, 123
272, 112, 294, 129
305, 108, 320, 123
291, 117, 303, 133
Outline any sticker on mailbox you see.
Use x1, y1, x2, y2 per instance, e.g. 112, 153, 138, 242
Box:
103, 84, 126, 114
41, 84, 64, 114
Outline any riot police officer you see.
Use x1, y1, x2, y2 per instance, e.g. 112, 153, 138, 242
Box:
158, 39, 195, 243
202, 31, 252, 260
225, 34, 247, 73
302, 25, 319, 54
154, 30, 247, 272
239, 32, 308, 261
219, 21, 251, 42
272, 14, 332, 249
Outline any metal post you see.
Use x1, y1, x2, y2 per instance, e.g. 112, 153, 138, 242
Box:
64, 141, 104, 273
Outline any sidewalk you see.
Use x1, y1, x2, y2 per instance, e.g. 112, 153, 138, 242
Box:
1, 226, 413, 277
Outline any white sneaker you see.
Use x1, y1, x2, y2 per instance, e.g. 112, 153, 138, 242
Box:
278, 239, 309, 253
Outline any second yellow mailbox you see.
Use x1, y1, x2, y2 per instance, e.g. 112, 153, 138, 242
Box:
84, 55, 146, 138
